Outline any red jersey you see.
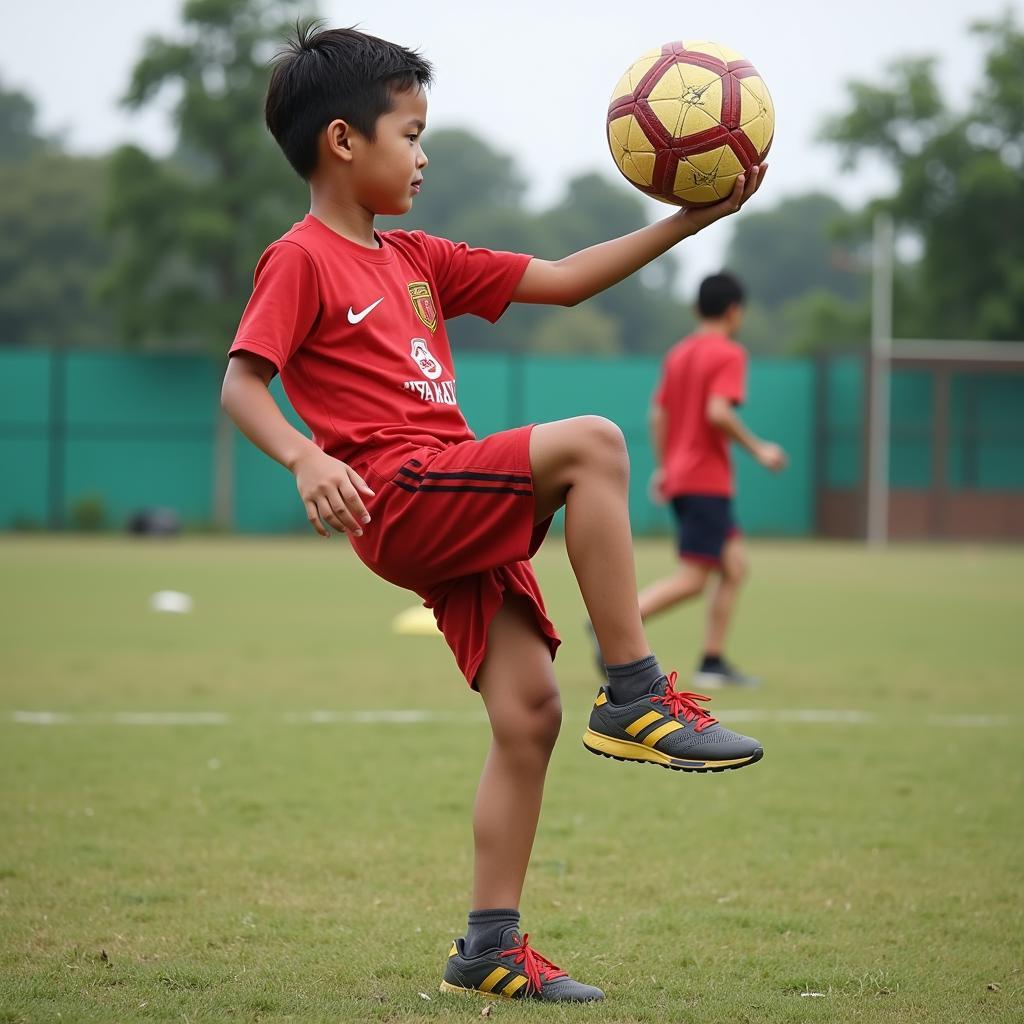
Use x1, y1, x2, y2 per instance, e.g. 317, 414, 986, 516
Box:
654, 331, 747, 497
230, 214, 531, 471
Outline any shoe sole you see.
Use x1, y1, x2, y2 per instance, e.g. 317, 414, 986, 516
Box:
439, 980, 508, 1000
439, 979, 603, 1003
582, 728, 763, 773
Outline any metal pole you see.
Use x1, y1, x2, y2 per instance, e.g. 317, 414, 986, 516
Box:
867, 212, 894, 546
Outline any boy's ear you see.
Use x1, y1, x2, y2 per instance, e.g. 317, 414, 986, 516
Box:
324, 118, 355, 163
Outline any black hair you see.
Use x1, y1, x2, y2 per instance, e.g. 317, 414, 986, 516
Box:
697, 272, 746, 318
265, 23, 434, 180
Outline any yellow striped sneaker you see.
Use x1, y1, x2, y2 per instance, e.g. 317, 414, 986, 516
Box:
439, 927, 604, 1002
583, 670, 764, 773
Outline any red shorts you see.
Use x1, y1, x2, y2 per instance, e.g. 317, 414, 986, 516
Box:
348, 425, 559, 687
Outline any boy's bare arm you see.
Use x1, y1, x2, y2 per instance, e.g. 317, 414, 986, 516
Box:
221, 353, 374, 537
706, 394, 787, 472
513, 165, 766, 307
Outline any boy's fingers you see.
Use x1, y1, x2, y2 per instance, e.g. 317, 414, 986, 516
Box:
305, 500, 329, 538
338, 484, 370, 525
739, 166, 759, 203
323, 494, 362, 535
731, 175, 745, 205
348, 469, 375, 497
316, 496, 348, 535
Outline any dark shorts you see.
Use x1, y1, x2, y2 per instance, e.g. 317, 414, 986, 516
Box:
348, 425, 559, 688
669, 494, 740, 565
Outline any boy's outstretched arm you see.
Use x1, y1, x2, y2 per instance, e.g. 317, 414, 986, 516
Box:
221, 353, 374, 537
512, 165, 766, 306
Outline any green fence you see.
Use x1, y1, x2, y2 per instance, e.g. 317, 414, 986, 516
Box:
820, 356, 1024, 492
1, 348, 1020, 535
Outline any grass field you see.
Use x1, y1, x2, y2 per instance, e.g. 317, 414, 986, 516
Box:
1, 536, 1022, 1023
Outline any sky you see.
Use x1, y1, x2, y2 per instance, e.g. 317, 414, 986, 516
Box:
2, 0, 1019, 288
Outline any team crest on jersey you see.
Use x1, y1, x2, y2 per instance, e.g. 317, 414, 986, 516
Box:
408, 281, 437, 332
410, 337, 443, 380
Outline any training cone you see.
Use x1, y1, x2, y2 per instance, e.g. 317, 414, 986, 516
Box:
391, 605, 441, 636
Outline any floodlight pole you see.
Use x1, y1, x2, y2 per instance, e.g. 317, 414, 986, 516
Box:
867, 212, 894, 547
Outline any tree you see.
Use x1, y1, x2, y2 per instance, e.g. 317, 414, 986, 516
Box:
823, 14, 1024, 341
0, 77, 48, 162
102, 0, 310, 525
725, 192, 868, 310
0, 154, 113, 347
531, 306, 622, 356
0, 79, 114, 348
103, 0, 307, 349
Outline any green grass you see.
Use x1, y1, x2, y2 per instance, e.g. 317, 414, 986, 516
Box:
1, 536, 1021, 1023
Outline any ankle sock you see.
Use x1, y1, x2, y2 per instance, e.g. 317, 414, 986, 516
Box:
700, 653, 725, 672
464, 908, 520, 958
605, 654, 664, 704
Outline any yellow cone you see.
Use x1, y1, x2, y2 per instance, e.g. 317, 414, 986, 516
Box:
392, 604, 442, 636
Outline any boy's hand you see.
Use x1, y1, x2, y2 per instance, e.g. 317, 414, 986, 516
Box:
676, 164, 767, 235
292, 449, 375, 537
755, 441, 788, 473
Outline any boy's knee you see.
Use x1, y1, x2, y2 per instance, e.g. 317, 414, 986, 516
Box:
577, 416, 628, 473
529, 691, 563, 749
497, 689, 562, 752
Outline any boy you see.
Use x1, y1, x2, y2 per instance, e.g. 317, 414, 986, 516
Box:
642, 272, 787, 688
222, 25, 767, 1003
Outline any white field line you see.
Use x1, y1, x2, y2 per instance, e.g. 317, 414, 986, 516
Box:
6, 709, 1014, 727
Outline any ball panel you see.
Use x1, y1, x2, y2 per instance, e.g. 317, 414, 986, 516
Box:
608, 48, 663, 103
647, 62, 724, 137
738, 76, 775, 157
607, 115, 656, 187
682, 40, 744, 64
671, 144, 745, 204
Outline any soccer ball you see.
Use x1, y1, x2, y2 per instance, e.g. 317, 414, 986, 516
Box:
607, 41, 774, 208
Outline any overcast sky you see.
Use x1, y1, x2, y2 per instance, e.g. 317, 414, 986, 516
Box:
2, 0, 1019, 287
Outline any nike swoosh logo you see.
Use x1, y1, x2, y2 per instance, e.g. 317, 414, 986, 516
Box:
347, 297, 384, 324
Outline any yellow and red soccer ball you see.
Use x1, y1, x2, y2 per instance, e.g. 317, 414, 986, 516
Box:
607, 41, 774, 207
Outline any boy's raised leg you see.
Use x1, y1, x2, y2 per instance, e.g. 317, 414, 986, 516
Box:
529, 415, 764, 773
529, 416, 649, 667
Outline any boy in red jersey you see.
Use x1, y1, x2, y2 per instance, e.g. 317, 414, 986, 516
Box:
222, 25, 767, 1003
643, 273, 788, 688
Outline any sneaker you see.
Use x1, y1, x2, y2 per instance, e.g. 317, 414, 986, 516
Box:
440, 926, 604, 1002
583, 670, 764, 773
694, 657, 761, 689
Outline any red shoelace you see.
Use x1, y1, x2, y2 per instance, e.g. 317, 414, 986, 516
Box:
651, 671, 718, 732
498, 933, 567, 993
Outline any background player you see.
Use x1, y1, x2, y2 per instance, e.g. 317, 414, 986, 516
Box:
641, 272, 787, 687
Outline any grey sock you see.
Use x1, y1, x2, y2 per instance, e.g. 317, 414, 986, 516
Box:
464, 908, 520, 958
606, 654, 664, 704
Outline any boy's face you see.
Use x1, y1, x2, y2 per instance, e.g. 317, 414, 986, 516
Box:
351, 85, 429, 216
